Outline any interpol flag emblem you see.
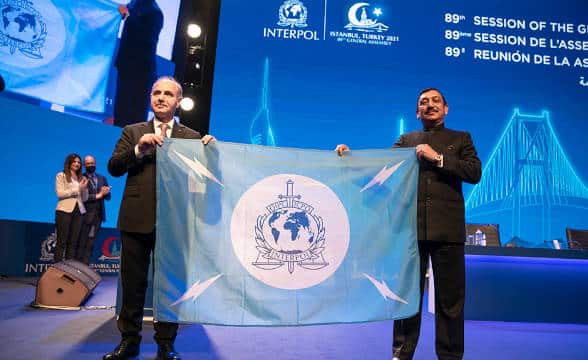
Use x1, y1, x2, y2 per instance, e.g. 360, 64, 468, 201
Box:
0, 0, 120, 112
154, 140, 420, 326
233, 174, 349, 290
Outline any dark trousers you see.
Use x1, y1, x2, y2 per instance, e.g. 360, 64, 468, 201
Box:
118, 230, 178, 345
54, 205, 83, 263
77, 215, 102, 264
393, 241, 465, 360
113, 67, 154, 127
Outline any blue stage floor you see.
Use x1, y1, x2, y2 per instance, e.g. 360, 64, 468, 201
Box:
1, 276, 587, 359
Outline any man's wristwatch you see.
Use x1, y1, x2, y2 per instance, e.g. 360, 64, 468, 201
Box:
434, 153, 443, 167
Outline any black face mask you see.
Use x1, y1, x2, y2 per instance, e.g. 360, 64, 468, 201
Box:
86, 166, 96, 174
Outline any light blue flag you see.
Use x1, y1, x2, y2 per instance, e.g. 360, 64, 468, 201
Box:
0, 0, 120, 112
154, 140, 420, 326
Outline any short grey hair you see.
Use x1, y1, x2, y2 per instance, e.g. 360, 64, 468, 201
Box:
152, 76, 183, 98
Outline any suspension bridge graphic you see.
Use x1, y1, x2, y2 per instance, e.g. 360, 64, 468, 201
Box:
466, 109, 588, 245
249, 58, 276, 146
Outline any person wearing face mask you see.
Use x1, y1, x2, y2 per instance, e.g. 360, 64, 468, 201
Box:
77, 155, 111, 265
336, 88, 482, 360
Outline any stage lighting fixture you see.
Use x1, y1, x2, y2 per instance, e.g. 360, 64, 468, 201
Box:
180, 97, 195, 111
187, 23, 202, 39
184, 47, 203, 87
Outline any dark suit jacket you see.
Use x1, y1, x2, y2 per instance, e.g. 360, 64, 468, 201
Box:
82, 172, 110, 224
115, 0, 163, 72
394, 125, 482, 243
108, 120, 201, 233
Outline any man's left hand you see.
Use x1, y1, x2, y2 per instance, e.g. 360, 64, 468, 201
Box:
415, 144, 439, 162
118, 4, 129, 18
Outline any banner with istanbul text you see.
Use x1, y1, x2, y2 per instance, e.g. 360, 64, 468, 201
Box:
0, 0, 120, 112
153, 140, 420, 326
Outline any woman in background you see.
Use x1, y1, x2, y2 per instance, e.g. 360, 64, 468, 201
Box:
54, 153, 88, 263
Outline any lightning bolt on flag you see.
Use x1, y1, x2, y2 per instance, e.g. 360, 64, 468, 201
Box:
0, 0, 120, 113
154, 140, 420, 326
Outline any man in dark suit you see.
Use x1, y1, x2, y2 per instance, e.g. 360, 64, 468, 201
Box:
336, 88, 481, 360
114, 0, 163, 127
105, 77, 215, 360
77, 155, 111, 264
391, 88, 481, 360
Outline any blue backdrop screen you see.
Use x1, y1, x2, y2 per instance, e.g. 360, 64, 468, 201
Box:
209, 0, 588, 247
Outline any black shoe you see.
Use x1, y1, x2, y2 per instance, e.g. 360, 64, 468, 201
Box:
156, 343, 181, 360
103, 339, 140, 360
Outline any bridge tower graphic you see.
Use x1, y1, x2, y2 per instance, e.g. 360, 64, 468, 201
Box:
249, 57, 276, 146
465, 109, 588, 245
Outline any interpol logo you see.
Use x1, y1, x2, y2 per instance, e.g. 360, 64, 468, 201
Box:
231, 174, 350, 290
39, 231, 56, 262
263, 0, 319, 40
277, 0, 307, 28
0, 0, 65, 67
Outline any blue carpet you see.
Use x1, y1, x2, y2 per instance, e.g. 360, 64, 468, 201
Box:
0, 277, 587, 359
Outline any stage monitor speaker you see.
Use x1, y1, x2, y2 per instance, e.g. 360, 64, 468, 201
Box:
34, 259, 102, 308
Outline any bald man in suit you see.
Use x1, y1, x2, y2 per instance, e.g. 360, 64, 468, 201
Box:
105, 77, 215, 360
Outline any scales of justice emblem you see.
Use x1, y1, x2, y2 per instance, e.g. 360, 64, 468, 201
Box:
253, 179, 328, 274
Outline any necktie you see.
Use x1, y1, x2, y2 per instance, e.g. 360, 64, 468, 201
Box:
160, 123, 168, 138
